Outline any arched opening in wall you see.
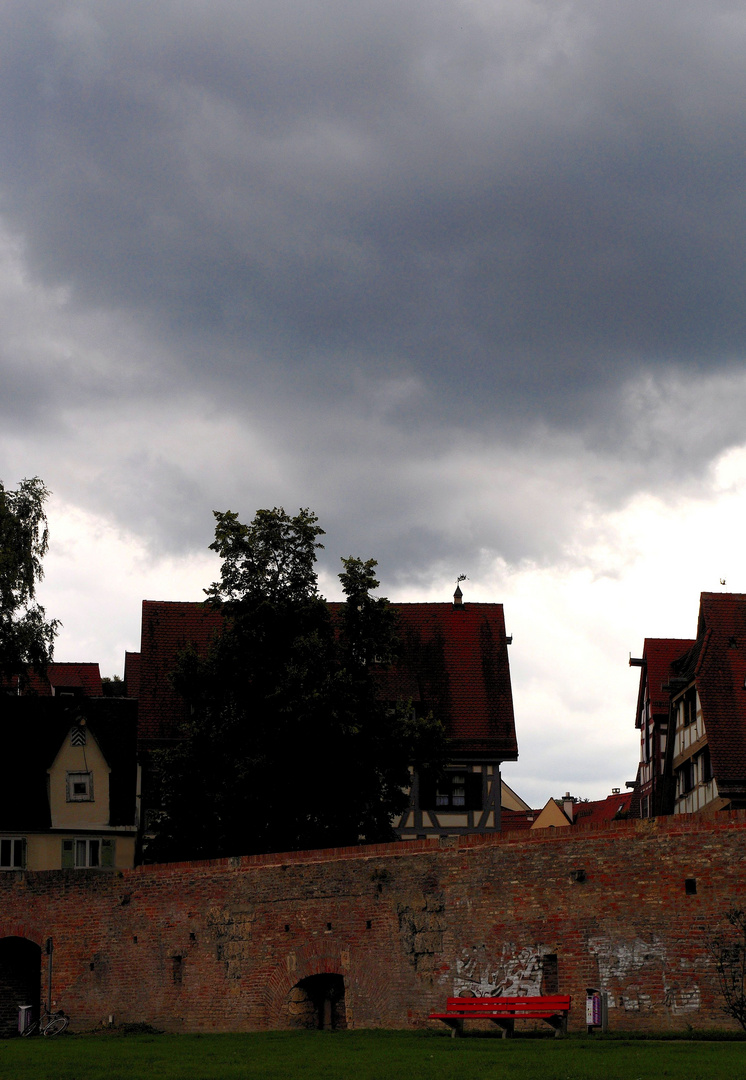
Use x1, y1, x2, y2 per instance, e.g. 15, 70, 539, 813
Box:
288, 973, 346, 1030
0, 937, 41, 1038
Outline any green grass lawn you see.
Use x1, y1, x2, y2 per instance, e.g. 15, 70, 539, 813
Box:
1, 1029, 744, 1080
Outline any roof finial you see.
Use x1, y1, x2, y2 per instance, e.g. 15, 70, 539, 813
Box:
454, 574, 467, 607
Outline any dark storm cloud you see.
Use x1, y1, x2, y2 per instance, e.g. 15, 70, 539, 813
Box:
2, 0, 746, 580
2, 1, 746, 426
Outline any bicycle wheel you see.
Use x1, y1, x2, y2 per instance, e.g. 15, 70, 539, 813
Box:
21, 1018, 39, 1037
43, 1016, 68, 1037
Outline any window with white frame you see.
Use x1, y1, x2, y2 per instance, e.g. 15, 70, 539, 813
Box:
66, 771, 93, 802
0, 837, 26, 869
76, 838, 99, 867
61, 837, 114, 869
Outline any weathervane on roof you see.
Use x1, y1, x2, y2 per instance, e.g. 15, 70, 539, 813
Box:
453, 574, 467, 608
721, 578, 727, 587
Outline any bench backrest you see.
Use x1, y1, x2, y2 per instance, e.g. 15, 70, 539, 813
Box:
444, 995, 571, 1012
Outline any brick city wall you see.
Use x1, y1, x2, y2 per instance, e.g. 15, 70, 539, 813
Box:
2, 813, 746, 1034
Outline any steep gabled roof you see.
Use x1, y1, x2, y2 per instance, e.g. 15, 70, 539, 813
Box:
634, 638, 695, 728
134, 599, 518, 758
684, 593, 746, 796
530, 798, 572, 829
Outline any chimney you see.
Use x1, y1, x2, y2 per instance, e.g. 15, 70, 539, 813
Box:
562, 793, 574, 822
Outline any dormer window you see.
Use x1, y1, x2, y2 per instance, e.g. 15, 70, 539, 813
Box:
66, 771, 93, 802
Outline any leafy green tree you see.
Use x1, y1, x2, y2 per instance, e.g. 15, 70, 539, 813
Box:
146, 507, 445, 862
0, 477, 59, 685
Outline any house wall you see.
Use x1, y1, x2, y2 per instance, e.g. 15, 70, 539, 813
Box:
13, 833, 137, 872
2, 814, 746, 1035
48, 731, 111, 829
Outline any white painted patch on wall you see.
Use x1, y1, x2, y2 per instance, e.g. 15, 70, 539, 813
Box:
588, 936, 700, 1013
452, 943, 549, 997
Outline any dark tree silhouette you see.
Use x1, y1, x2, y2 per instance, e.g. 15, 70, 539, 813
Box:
146, 507, 444, 861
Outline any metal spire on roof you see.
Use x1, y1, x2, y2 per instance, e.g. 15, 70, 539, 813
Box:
453, 574, 466, 607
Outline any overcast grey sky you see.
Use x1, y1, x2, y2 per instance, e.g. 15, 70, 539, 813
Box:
3, 0, 746, 807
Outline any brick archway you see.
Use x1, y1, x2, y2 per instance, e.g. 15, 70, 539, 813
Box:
289, 972, 347, 1030
0, 921, 44, 948
263, 943, 393, 1029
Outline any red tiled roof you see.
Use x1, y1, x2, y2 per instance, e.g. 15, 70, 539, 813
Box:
135, 599, 518, 758
138, 601, 223, 740
639, 638, 695, 720
500, 809, 538, 831
389, 603, 516, 756
571, 791, 633, 826
50, 663, 102, 693
124, 651, 141, 699
682, 593, 746, 796
2, 662, 103, 697
643, 639, 695, 717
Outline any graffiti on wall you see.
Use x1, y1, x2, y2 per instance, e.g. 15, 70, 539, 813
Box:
588, 936, 701, 1013
452, 943, 550, 997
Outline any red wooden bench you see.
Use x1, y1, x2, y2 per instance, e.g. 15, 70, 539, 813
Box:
429, 994, 572, 1037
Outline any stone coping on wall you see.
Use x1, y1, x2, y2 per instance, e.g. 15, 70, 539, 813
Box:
117, 808, 746, 877
6, 809, 743, 882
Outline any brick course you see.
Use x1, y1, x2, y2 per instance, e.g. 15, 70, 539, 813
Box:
2, 814, 746, 1034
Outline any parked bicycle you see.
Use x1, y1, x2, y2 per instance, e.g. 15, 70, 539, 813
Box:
21, 1008, 69, 1037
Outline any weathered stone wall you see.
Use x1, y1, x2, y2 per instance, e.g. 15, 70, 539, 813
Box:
2, 813, 746, 1034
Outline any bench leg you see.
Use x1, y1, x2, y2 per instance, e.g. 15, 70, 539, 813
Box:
492, 1019, 514, 1039
546, 1014, 568, 1038
446, 1020, 463, 1039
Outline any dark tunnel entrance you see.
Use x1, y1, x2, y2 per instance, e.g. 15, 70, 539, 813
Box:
0, 937, 41, 1038
288, 973, 347, 1030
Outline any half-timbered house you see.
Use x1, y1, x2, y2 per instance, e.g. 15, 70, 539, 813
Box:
127, 589, 518, 839
631, 592, 746, 816
629, 639, 694, 818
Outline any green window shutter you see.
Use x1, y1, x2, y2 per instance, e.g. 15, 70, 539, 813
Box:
101, 838, 115, 868
61, 840, 74, 869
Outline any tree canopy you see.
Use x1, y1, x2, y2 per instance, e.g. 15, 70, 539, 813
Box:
0, 477, 59, 684
146, 507, 445, 862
